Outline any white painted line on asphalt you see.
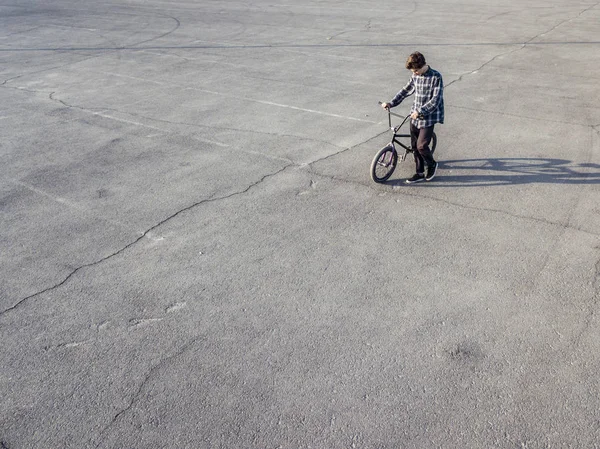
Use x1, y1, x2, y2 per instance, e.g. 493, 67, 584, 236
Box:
93, 70, 376, 123
97, 70, 164, 85
10, 179, 140, 234
191, 87, 377, 123
249, 98, 377, 123
186, 135, 294, 163
188, 136, 230, 148
12, 179, 93, 212
63, 104, 294, 161
93, 111, 166, 132
49, 88, 299, 163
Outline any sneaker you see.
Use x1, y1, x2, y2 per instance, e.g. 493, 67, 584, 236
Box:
425, 161, 438, 181
405, 173, 425, 184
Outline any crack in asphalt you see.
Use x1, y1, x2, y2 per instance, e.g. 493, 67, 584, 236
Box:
0, 25, 41, 38
0, 164, 293, 318
531, 2, 599, 41
92, 336, 202, 448
0, 75, 23, 86
444, 45, 518, 89
0, 84, 45, 94
0, 53, 103, 86
0, 8, 181, 87
305, 167, 600, 239
0, 118, 387, 317
446, 2, 600, 89
485, 10, 513, 22
447, 104, 591, 128
127, 13, 180, 48
325, 18, 373, 41
306, 129, 389, 167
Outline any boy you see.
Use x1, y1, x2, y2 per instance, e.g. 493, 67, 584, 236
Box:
381, 52, 444, 184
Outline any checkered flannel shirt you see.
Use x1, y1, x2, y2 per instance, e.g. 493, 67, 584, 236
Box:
388, 67, 444, 129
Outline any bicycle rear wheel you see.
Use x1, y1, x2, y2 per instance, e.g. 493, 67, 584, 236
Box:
370, 144, 398, 183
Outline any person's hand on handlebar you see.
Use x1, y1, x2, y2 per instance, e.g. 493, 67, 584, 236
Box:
410, 111, 420, 119
381, 102, 390, 110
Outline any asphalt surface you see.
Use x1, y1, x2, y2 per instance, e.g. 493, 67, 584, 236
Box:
1, 0, 599, 448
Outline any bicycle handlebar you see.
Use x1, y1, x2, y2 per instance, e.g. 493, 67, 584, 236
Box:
378, 101, 423, 131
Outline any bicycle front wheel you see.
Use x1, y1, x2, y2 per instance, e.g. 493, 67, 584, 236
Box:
370, 144, 398, 183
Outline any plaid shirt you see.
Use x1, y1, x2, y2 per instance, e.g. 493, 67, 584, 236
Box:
388, 67, 444, 129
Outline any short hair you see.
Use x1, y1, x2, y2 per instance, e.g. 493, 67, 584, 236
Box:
405, 52, 427, 70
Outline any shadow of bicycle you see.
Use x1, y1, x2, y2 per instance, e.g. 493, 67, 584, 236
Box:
387, 158, 600, 187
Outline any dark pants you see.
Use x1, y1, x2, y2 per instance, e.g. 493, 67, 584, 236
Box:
410, 123, 436, 174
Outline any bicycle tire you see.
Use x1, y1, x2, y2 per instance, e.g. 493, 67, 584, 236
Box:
370, 144, 398, 183
431, 132, 437, 154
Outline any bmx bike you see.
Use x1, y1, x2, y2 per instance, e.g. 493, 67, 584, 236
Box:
370, 105, 437, 183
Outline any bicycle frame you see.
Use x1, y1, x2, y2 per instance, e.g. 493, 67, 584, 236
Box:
386, 109, 413, 161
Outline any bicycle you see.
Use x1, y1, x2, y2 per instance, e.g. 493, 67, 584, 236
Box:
370, 104, 437, 183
